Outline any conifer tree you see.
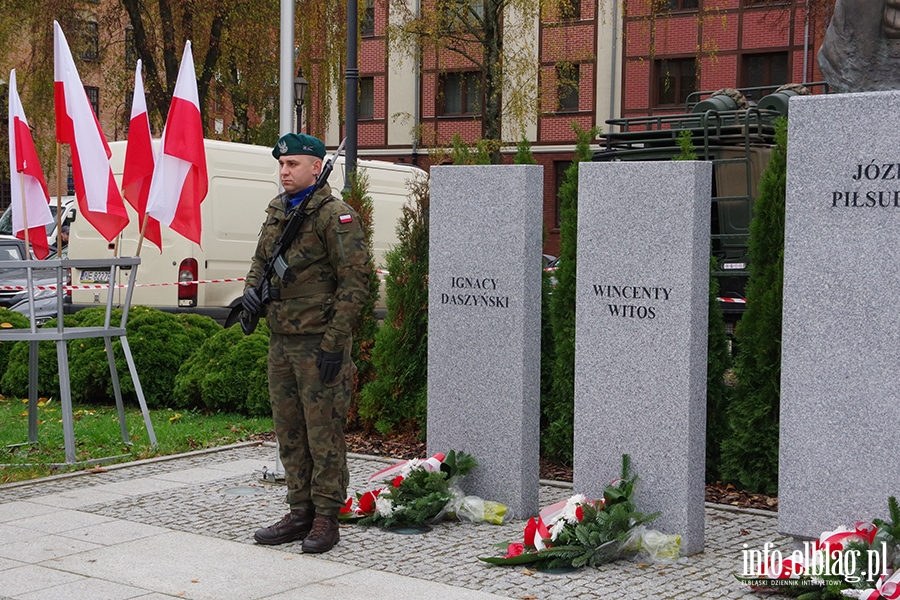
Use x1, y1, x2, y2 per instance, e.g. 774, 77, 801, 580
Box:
514, 136, 537, 165
720, 118, 788, 494
673, 128, 732, 482
343, 170, 380, 427
543, 123, 599, 462
358, 174, 430, 435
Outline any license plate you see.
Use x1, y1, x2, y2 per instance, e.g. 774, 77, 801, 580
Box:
80, 270, 111, 283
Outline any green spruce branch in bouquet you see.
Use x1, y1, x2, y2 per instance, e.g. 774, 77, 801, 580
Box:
480, 455, 679, 570
737, 497, 900, 600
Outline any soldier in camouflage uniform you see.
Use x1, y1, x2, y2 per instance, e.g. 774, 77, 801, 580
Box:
244, 133, 369, 553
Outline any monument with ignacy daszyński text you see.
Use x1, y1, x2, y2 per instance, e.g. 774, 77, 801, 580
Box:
427, 164, 543, 519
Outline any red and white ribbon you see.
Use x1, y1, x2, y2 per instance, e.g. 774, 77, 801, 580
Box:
0, 277, 246, 292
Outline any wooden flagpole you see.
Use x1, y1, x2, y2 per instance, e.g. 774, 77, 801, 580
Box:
135, 211, 147, 258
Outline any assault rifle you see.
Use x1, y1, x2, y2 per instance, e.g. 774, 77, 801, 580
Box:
226, 138, 347, 335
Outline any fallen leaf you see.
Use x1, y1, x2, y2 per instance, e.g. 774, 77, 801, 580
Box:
740, 529, 750, 535
191, 579, 199, 583
521, 569, 534, 576
519, 596, 538, 599
176, 593, 185, 597
87, 467, 108, 474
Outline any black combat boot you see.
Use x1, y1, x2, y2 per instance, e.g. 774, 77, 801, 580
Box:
301, 514, 340, 553
254, 507, 314, 545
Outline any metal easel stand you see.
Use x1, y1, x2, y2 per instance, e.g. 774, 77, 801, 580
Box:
1, 256, 156, 466
258, 441, 285, 484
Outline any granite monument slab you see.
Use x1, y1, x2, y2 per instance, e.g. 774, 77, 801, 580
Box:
427, 165, 543, 519
780, 90, 900, 540
573, 161, 711, 556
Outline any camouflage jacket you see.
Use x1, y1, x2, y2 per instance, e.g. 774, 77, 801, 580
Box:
245, 183, 369, 353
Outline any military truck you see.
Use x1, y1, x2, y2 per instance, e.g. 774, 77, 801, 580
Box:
593, 83, 826, 332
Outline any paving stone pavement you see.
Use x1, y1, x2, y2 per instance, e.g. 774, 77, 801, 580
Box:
0, 442, 795, 599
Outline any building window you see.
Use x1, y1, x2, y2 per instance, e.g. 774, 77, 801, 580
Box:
84, 86, 99, 117
439, 71, 481, 116
77, 20, 99, 61
557, 64, 579, 112
125, 27, 137, 69
440, 0, 484, 29
655, 58, 697, 107
741, 52, 789, 92
359, 77, 374, 119
662, 0, 698, 10
559, 0, 580, 20
361, 0, 375, 36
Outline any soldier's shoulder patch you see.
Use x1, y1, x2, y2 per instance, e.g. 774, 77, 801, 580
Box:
339, 214, 353, 224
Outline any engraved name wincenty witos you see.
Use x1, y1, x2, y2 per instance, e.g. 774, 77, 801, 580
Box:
440, 276, 510, 308
592, 283, 673, 320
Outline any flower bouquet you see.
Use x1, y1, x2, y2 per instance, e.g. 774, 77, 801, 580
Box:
341, 450, 499, 529
738, 497, 900, 600
479, 455, 678, 570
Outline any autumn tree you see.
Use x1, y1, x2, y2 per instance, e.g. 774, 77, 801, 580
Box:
388, 0, 542, 163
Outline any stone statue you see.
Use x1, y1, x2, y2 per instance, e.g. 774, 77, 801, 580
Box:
818, 0, 900, 93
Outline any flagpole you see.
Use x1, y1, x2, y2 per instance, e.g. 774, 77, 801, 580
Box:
135, 213, 148, 258
20, 177, 30, 252
56, 143, 62, 237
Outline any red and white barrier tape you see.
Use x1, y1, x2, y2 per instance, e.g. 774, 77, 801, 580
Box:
0, 277, 246, 292
717, 297, 747, 304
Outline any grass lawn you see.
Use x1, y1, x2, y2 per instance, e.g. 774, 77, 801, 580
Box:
0, 394, 272, 484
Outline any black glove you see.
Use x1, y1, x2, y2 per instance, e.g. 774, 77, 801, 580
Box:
243, 286, 262, 314
316, 349, 343, 383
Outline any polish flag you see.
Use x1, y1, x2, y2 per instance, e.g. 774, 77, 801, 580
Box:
8, 70, 53, 260
122, 60, 162, 252
53, 21, 128, 242
146, 41, 208, 246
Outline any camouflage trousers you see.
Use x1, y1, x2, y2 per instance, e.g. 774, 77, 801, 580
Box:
268, 333, 354, 515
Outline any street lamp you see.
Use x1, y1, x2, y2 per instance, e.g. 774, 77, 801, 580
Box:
294, 67, 308, 133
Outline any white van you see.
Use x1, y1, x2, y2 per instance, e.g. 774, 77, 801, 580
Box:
67, 139, 424, 322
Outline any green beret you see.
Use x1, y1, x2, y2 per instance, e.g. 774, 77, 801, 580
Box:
272, 133, 326, 159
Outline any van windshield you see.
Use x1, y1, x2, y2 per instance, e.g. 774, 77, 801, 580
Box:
0, 205, 59, 236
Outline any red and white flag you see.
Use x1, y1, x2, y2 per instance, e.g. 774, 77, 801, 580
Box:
53, 20, 128, 242
8, 69, 53, 260
146, 41, 208, 246
122, 60, 162, 252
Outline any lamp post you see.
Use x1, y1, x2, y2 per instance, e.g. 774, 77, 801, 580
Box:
294, 68, 308, 134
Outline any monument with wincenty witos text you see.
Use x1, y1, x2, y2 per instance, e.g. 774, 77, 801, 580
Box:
427, 165, 543, 520
573, 161, 711, 556
780, 90, 900, 540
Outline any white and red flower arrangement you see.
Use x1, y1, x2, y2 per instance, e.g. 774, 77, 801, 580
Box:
739, 497, 900, 600
340, 450, 491, 529
480, 455, 679, 570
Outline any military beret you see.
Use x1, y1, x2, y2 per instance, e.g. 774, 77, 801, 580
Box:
272, 133, 326, 159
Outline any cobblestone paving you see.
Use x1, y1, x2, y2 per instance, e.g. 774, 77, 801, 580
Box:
0, 444, 794, 600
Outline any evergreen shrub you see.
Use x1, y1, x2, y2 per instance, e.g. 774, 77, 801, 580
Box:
358, 173, 430, 436
720, 118, 788, 495
0, 309, 33, 377
543, 123, 599, 462
343, 169, 379, 427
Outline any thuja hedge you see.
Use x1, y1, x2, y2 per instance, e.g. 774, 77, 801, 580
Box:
172, 323, 270, 417
1, 307, 229, 409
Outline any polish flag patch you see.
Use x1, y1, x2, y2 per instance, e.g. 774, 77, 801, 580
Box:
339, 214, 353, 224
